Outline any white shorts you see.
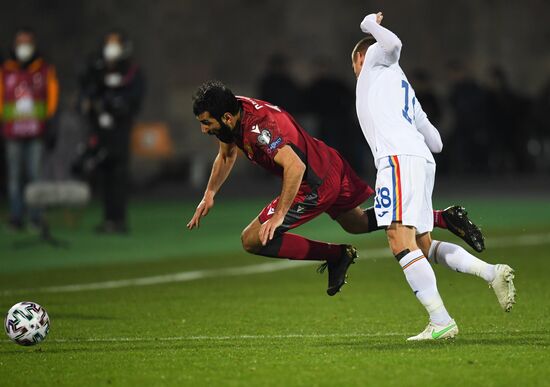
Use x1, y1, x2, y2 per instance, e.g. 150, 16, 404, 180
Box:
374, 155, 435, 234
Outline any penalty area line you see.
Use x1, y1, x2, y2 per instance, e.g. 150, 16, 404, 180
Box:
1, 247, 391, 295
0, 329, 513, 344
0, 332, 404, 344
1, 232, 549, 296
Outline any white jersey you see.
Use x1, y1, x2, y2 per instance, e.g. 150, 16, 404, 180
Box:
355, 15, 442, 169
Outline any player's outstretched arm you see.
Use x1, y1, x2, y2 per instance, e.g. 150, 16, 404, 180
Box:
187, 142, 238, 230
360, 11, 402, 65
258, 145, 305, 245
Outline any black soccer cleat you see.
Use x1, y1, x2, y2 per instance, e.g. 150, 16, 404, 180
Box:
441, 205, 485, 253
317, 245, 358, 296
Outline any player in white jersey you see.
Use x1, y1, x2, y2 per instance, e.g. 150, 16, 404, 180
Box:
352, 12, 516, 341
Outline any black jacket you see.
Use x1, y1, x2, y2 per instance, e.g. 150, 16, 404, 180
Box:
79, 57, 145, 158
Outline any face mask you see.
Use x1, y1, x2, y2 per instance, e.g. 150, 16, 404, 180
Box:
15, 44, 35, 62
104, 73, 123, 87
103, 43, 123, 62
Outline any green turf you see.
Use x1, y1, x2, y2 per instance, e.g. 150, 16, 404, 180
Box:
0, 198, 549, 386
1, 197, 549, 273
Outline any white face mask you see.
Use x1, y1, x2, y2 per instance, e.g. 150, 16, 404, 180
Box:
103, 43, 123, 62
15, 43, 35, 62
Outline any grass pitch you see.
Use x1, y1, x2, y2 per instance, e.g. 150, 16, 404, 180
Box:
0, 197, 549, 386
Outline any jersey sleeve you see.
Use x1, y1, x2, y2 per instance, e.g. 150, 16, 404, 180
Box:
414, 99, 443, 153
360, 14, 402, 67
250, 117, 288, 159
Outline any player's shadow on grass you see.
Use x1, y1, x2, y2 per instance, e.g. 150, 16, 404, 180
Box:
315, 335, 549, 350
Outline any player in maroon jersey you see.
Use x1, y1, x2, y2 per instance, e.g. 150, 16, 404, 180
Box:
187, 81, 484, 296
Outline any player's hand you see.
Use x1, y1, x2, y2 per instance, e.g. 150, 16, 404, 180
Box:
187, 194, 214, 230
259, 213, 284, 246
360, 11, 383, 33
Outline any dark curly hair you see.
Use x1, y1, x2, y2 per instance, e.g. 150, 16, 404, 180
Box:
192, 80, 239, 120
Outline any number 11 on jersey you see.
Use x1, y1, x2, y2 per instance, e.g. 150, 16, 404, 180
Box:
401, 80, 416, 124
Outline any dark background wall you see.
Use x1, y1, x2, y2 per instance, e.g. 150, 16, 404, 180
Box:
1, 0, 549, 189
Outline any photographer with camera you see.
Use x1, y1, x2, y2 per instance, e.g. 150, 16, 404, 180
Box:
78, 31, 144, 234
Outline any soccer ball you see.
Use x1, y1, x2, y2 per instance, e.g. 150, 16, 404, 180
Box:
4, 301, 50, 346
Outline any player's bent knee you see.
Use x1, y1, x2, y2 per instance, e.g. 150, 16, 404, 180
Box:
242, 242, 260, 254
241, 229, 261, 254
386, 228, 417, 256
387, 237, 412, 257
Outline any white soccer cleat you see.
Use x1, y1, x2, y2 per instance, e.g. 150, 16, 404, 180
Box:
407, 319, 459, 341
489, 264, 516, 312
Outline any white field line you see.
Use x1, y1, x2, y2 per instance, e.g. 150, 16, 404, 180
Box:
2, 232, 549, 296
2, 329, 513, 344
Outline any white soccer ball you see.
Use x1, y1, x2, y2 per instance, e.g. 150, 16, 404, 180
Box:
4, 301, 50, 346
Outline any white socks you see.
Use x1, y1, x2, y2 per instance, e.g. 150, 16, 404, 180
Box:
398, 242, 496, 326
399, 249, 452, 325
428, 241, 496, 282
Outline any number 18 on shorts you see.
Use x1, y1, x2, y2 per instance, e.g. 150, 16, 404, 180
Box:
374, 155, 435, 233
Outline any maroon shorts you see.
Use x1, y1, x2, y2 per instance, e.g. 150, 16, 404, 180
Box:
258, 154, 374, 233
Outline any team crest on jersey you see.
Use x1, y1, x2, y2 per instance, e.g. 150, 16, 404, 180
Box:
257, 129, 271, 145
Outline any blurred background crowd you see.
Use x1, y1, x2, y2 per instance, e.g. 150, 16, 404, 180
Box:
0, 0, 549, 235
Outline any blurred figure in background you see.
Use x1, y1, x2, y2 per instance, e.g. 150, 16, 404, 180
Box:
305, 57, 366, 174
446, 60, 490, 175
485, 66, 532, 173
258, 53, 303, 116
409, 68, 444, 171
526, 67, 550, 171
78, 31, 144, 234
409, 69, 442, 126
0, 28, 59, 231
0, 50, 5, 206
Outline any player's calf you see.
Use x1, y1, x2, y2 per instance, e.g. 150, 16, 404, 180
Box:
250, 227, 346, 266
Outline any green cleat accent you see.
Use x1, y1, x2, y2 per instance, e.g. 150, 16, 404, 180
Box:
407, 319, 459, 341
431, 323, 458, 339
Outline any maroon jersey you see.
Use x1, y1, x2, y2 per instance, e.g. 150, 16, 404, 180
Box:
234, 96, 340, 188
